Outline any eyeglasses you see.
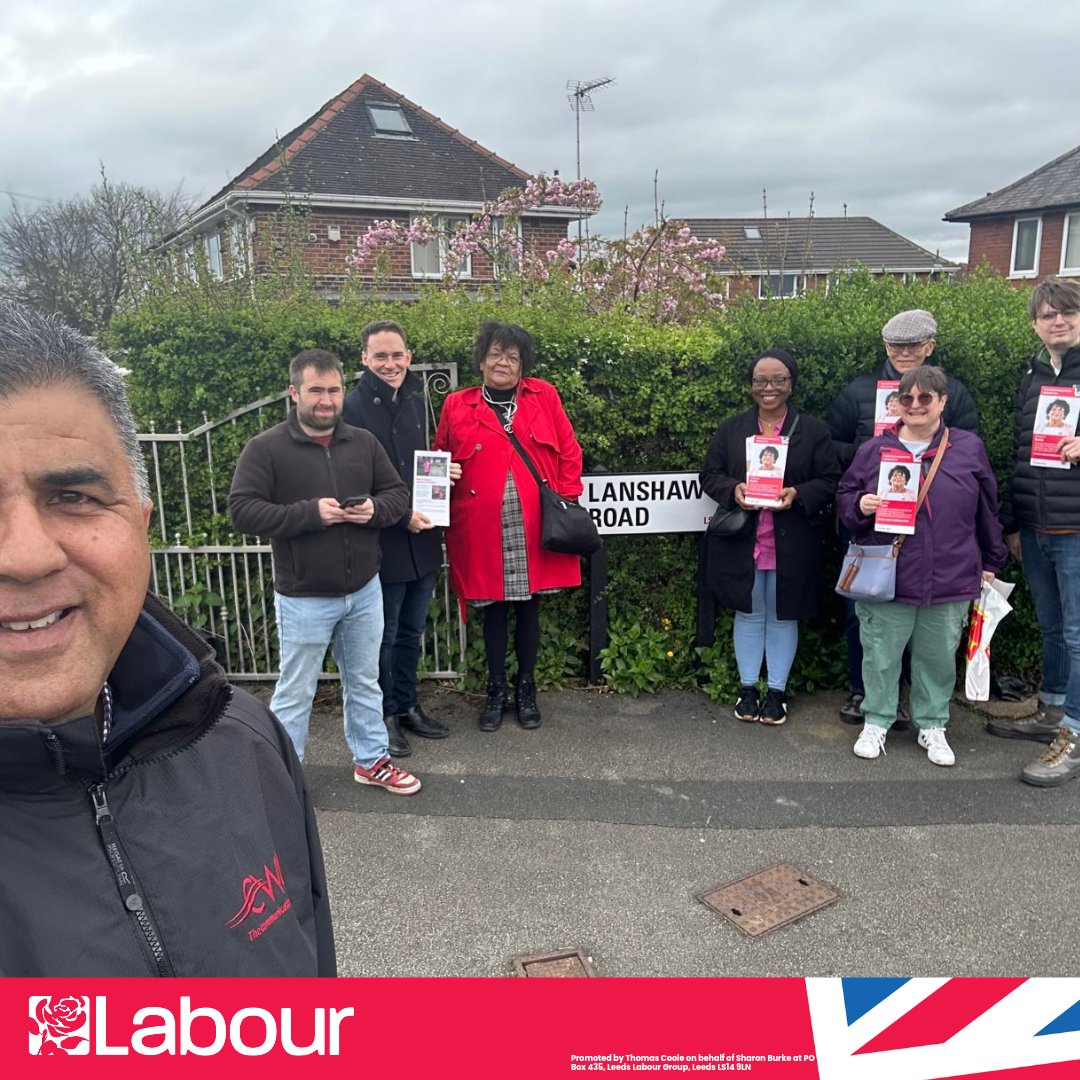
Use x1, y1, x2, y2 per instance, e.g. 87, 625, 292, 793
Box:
1036, 309, 1080, 324
751, 376, 791, 389
369, 351, 408, 362
486, 350, 522, 365
898, 392, 937, 407
885, 341, 931, 354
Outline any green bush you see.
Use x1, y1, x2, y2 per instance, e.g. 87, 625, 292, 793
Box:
109, 267, 1041, 690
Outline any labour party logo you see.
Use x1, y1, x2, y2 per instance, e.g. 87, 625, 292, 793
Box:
28, 995, 91, 1055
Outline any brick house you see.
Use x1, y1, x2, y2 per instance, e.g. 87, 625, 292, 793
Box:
169, 74, 579, 297
944, 144, 1080, 283
685, 216, 955, 298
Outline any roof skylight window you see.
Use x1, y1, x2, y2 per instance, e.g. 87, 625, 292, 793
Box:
744, 226, 761, 240
367, 104, 412, 136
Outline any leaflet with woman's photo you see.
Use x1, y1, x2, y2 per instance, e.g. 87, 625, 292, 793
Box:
874, 448, 918, 534
1030, 385, 1079, 469
413, 450, 451, 526
873, 379, 902, 435
744, 435, 787, 506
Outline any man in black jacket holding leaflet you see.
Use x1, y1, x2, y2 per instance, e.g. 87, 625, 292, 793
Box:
343, 320, 459, 757
988, 278, 1080, 786
0, 302, 335, 976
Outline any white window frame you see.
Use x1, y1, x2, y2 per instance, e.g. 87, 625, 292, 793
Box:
1060, 214, 1080, 275
758, 272, 799, 299
1009, 216, 1042, 278
410, 214, 471, 279
204, 232, 223, 280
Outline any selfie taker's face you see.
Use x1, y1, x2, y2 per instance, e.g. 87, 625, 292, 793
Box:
0, 384, 152, 723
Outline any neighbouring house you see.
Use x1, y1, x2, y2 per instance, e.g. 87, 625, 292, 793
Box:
684, 216, 955, 298
944, 144, 1080, 284
167, 74, 580, 297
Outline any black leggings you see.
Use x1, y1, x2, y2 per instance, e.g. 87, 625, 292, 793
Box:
482, 598, 541, 682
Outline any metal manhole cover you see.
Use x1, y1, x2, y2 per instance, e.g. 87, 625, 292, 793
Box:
512, 948, 596, 977
698, 862, 840, 937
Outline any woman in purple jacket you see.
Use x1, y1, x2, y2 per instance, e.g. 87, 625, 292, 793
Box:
837, 366, 1007, 767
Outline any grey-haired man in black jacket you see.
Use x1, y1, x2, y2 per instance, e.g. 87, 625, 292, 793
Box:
0, 302, 335, 976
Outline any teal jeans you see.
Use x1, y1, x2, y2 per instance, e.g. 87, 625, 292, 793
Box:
854, 599, 969, 731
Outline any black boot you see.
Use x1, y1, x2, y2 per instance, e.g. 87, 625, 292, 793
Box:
477, 678, 508, 732
385, 714, 412, 757
515, 675, 541, 729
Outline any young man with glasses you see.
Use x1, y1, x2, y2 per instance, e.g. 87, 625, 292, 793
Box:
343, 321, 459, 757
989, 278, 1080, 786
827, 309, 980, 726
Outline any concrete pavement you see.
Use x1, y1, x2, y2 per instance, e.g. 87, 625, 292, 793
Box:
293, 685, 1080, 978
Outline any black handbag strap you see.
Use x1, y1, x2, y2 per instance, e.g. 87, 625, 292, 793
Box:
504, 427, 549, 492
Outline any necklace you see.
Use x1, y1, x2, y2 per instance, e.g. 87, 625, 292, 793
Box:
482, 385, 518, 433
100, 682, 113, 743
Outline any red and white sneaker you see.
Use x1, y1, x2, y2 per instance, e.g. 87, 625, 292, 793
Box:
353, 757, 421, 796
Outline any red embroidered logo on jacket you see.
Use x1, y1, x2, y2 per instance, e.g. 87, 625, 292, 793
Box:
226, 853, 291, 941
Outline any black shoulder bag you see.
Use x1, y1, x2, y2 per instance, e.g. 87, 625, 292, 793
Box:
504, 429, 603, 557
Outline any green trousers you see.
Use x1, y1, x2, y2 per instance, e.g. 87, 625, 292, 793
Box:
854, 599, 969, 731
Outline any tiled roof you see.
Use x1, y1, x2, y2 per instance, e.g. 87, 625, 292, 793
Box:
684, 217, 954, 273
945, 144, 1080, 221
199, 74, 531, 210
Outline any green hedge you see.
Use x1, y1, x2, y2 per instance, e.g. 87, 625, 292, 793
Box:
109, 268, 1040, 693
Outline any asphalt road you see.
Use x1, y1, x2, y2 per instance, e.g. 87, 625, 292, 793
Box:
293, 685, 1080, 978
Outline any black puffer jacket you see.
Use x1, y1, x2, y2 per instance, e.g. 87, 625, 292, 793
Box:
0, 596, 336, 977
1000, 343, 1080, 533
827, 360, 980, 468
342, 368, 442, 584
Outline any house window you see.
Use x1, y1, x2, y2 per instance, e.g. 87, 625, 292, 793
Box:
743, 226, 761, 240
758, 273, 799, 299
1010, 217, 1041, 277
204, 232, 223, 280
181, 240, 198, 282
1061, 215, 1080, 274
229, 221, 248, 275
492, 216, 522, 277
410, 214, 471, 278
367, 104, 412, 136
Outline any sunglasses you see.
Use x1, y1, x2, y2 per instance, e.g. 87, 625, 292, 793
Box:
898, 392, 937, 407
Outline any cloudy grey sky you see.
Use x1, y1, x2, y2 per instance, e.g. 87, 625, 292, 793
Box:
2, 0, 1078, 264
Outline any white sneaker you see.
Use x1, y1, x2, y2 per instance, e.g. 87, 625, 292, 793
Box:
853, 724, 888, 759
918, 727, 955, 767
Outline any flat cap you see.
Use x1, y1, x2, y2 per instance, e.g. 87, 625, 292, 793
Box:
882, 309, 937, 343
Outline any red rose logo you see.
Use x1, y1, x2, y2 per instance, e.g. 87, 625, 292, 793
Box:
31, 996, 89, 1055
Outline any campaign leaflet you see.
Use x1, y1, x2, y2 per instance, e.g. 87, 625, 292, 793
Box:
412, 450, 451, 526
744, 435, 787, 507
1030, 384, 1079, 469
873, 379, 902, 435
874, 448, 918, 535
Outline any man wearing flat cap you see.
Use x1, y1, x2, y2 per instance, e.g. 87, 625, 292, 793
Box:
827, 308, 980, 727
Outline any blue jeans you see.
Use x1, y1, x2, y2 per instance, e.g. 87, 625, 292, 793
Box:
270, 577, 387, 767
734, 569, 799, 691
380, 572, 436, 715
1020, 528, 1080, 735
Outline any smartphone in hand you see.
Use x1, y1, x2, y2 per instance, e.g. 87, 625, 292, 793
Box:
338, 494, 370, 509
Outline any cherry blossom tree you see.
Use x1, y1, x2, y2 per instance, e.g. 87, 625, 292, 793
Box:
346, 175, 727, 324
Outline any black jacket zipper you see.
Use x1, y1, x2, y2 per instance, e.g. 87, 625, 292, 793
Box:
89, 783, 175, 977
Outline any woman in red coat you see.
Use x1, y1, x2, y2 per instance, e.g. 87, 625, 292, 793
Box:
434, 322, 584, 731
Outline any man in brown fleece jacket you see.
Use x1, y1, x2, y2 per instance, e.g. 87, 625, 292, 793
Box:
230, 349, 422, 795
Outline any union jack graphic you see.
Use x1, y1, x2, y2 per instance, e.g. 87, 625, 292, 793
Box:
806, 978, 1080, 1079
